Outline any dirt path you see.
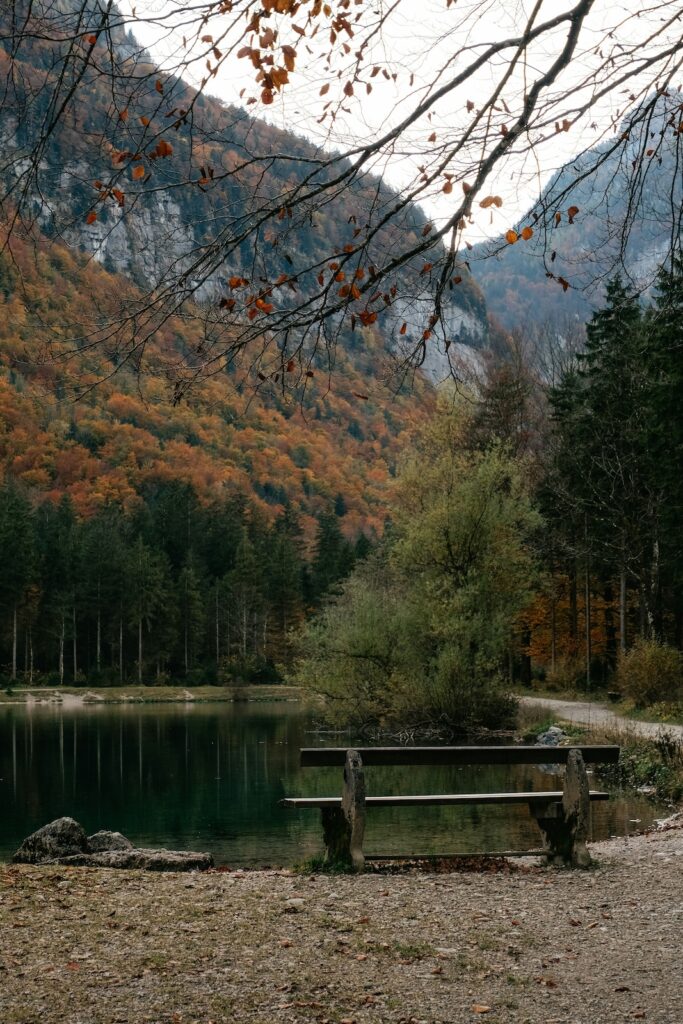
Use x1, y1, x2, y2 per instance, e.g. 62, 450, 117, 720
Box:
2, 823, 682, 1024
520, 695, 683, 744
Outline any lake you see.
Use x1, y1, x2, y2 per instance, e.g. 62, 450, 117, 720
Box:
0, 700, 663, 866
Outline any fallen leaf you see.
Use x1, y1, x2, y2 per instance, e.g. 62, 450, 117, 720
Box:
472, 1006, 491, 1014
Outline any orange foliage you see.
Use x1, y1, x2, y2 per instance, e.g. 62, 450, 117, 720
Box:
0, 226, 433, 532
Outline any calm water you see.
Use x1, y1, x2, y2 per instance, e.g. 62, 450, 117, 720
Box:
0, 701, 663, 865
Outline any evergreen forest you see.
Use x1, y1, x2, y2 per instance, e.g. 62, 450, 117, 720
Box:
0, 482, 369, 686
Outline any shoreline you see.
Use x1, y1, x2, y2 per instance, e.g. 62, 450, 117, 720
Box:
0, 683, 309, 706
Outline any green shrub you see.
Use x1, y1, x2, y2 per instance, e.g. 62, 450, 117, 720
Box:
615, 637, 683, 707
544, 655, 585, 693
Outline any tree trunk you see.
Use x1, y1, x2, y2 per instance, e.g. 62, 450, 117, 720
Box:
11, 604, 17, 681
29, 626, 33, 685
520, 623, 531, 686
550, 591, 557, 673
96, 581, 101, 673
215, 588, 220, 665
619, 567, 627, 655
72, 604, 78, 681
138, 618, 143, 684
569, 561, 578, 645
584, 557, 591, 690
603, 582, 616, 672
59, 615, 65, 685
119, 615, 123, 682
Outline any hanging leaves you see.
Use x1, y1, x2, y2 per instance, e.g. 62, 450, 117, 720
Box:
153, 139, 173, 158
505, 229, 518, 244
479, 196, 503, 209
521, 226, 533, 240
85, 211, 97, 225
567, 205, 580, 224
131, 164, 146, 180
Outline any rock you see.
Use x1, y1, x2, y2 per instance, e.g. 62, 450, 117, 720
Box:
536, 725, 567, 746
13, 817, 89, 864
49, 849, 214, 871
14, 818, 213, 870
87, 830, 133, 853
283, 898, 305, 913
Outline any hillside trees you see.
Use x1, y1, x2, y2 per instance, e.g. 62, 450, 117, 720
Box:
1, 1, 682, 390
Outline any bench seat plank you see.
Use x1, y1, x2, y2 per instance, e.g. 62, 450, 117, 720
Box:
299, 745, 620, 767
282, 790, 609, 808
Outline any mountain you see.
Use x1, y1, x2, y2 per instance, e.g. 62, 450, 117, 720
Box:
0, 0, 493, 388
0, 0, 502, 532
471, 95, 683, 330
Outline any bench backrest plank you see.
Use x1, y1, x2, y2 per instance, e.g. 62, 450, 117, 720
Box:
300, 745, 620, 767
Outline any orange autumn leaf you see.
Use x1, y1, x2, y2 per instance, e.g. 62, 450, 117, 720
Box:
505, 229, 518, 244
521, 226, 533, 240
132, 164, 146, 180
85, 211, 97, 225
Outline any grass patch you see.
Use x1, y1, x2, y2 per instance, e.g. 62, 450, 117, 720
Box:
392, 941, 436, 961
293, 855, 357, 875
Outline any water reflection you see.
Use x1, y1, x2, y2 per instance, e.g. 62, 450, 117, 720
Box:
0, 702, 664, 866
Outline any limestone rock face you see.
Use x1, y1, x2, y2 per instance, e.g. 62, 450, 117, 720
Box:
12, 817, 89, 864
87, 830, 133, 853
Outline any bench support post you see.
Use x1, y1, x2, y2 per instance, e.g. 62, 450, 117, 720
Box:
531, 749, 592, 867
320, 749, 366, 870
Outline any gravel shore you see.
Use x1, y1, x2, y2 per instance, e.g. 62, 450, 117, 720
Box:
1, 823, 682, 1024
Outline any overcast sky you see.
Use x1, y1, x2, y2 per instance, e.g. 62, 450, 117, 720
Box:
120, 0, 678, 238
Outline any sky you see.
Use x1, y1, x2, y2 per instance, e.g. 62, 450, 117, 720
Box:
119, 0, 680, 239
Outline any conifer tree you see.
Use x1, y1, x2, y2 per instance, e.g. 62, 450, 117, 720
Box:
0, 486, 35, 680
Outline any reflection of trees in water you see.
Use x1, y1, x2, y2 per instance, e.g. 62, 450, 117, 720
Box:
0, 706, 663, 863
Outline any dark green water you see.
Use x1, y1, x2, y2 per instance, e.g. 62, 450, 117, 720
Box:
0, 701, 662, 865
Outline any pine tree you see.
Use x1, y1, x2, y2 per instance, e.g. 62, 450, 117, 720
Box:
644, 255, 683, 642
310, 510, 355, 603
0, 486, 35, 680
267, 507, 304, 660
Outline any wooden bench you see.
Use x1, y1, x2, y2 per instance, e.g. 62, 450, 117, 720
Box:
282, 744, 620, 870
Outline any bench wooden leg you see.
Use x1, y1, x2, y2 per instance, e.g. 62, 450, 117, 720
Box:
320, 749, 366, 870
531, 749, 591, 868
